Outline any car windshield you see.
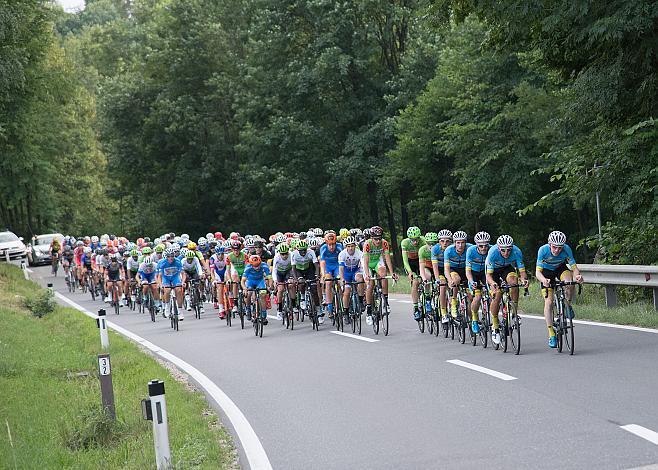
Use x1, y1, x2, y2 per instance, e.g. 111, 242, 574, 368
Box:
35, 237, 55, 246
0, 233, 19, 243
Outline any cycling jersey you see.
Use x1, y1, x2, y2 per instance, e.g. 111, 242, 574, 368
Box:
465, 244, 488, 273
320, 242, 344, 278
209, 254, 228, 274
272, 252, 292, 273
81, 253, 92, 266
106, 260, 122, 281
400, 237, 426, 259
242, 263, 271, 289
338, 248, 363, 271
228, 252, 247, 276
430, 244, 446, 265
126, 257, 140, 273
181, 257, 203, 276
74, 246, 84, 265
536, 243, 577, 271
418, 244, 432, 268
291, 249, 318, 270
362, 239, 390, 269
138, 260, 158, 275
485, 245, 526, 274
157, 257, 183, 287
444, 243, 473, 269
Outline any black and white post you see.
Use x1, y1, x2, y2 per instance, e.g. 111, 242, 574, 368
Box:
147, 380, 171, 469
97, 353, 116, 420
20, 259, 28, 279
97, 308, 109, 349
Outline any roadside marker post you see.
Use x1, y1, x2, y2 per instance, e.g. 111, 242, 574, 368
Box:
97, 353, 116, 420
20, 260, 28, 279
142, 380, 171, 469
96, 309, 109, 349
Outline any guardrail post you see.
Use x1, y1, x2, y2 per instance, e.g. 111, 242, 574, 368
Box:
97, 353, 116, 420
604, 285, 618, 308
4, 251, 9, 263
146, 380, 171, 469
97, 309, 109, 349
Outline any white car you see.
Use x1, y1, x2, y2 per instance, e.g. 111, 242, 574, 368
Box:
0, 231, 28, 262
27, 233, 65, 266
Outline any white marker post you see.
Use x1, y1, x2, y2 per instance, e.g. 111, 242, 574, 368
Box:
146, 380, 171, 469
97, 309, 109, 350
20, 260, 28, 279
97, 353, 115, 420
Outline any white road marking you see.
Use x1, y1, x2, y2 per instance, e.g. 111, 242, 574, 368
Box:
397, 300, 413, 304
520, 312, 658, 335
621, 424, 658, 446
54, 292, 273, 470
330, 331, 379, 342
446, 359, 517, 381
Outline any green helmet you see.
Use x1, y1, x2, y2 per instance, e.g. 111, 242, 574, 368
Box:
425, 232, 438, 243
277, 243, 289, 254
185, 250, 195, 259
154, 244, 165, 253
407, 226, 421, 239
130, 249, 139, 257
297, 240, 308, 250
142, 247, 152, 255
290, 239, 298, 250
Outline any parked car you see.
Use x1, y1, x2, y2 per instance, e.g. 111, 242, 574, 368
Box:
0, 231, 28, 262
27, 233, 64, 266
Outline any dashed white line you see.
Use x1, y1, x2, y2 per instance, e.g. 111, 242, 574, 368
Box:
446, 359, 517, 381
330, 331, 379, 342
54, 292, 273, 470
621, 424, 658, 446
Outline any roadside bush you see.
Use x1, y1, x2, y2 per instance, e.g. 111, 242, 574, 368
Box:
61, 407, 127, 450
23, 289, 55, 318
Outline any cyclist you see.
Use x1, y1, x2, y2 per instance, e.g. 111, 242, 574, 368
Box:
241, 254, 273, 324
228, 239, 248, 315
338, 236, 365, 321
181, 249, 205, 314
418, 232, 437, 315
535, 231, 583, 348
49, 236, 62, 260
362, 225, 398, 326
485, 235, 528, 345
125, 249, 140, 305
319, 230, 344, 321
465, 231, 490, 333
444, 231, 473, 321
73, 240, 85, 283
272, 243, 294, 321
61, 244, 75, 282
157, 247, 185, 320
209, 245, 229, 318
153, 243, 165, 263
431, 229, 452, 323
137, 255, 161, 313
291, 239, 321, 321
401, 226, 426, 320
104, 253, 125, 305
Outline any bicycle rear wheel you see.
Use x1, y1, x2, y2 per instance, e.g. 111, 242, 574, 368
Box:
510, 310, 521, 355
382, 303, 389, 336
479, 310, 489, 348
564, 310, 574, 355
149, 296, 156, 323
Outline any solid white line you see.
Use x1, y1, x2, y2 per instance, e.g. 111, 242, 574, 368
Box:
520, 312, 658, 335
54, 292, 273, 470
397, 300, 413, 304
446, 359, 517, 381
621, 424, 658, 446
329, 331, 379, 342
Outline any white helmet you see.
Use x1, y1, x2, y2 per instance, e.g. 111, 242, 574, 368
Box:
548, 231, 566, 246
496, 235, 514, 248
309, 238, 320, 248
306, 230, 315, 239
206, 232, 214, 240
438, 229, 452, 240
91, 235, 99, 243
453, 231, 467, 241
198, 237, 207, 246
181, 233, 190, 241
343, 236, 356, 246
143, 255, 152, 264
474, 231, 490, 244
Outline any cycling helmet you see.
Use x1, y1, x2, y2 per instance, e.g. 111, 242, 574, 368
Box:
187, 242, 197, 250
213, 232, 221, 239
249, 255, 261, 266
84, 246, 92, 254
548, 231, 566, 246
496, 235, 514, 248
223, 240, 231, 249
185, 249, 195, 259
453, 231, 468, 241
306, 230, 315, 239
174, 236, 182, 244
206, 232, 214, 240
180, 233, 189, 240
130, 249, 139, 257
122, 251, 130, 258
180, 248, 188, 258
407, 226, 421, 239
425, 232, 438, 243
474, 231, 491, 244
117, 245, 126, 253
324, 231, 337, 243
309, 238, 320, 248
143, 237, 151, 243
339, 228, 350, 239
214, 246, 225, 255
75, 240, 83, 247
275, 234, 285, 244
343, 236, 356, 246
108, 234, 116, 241
277, 243, 289, 254
143, 255, 152, 264
230, 240, 241, 249
437, 229, 452, 240
297, 240, 308, 250
155, 244, 165, 253
91, 236, 99, 243
290, 239, 299, 250
245, 238, 255, 248
313, 228, 323, 236
371, 226, 383, 237
299, 232, 307, 240
363, 228, 372, 238
142, 247, 152, 255
349, 228, 359, 237
198, 237, 207, 246
164, 247, 176, 257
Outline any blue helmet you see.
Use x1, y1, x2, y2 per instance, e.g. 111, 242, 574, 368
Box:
214, 246, 225, 255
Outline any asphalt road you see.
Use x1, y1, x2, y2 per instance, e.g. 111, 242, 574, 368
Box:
31, 266, 658, 470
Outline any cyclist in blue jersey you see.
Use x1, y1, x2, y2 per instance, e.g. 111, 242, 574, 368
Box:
241, 254, 273, 324
157, 247, 185, 320
535, 231, 584, 348
444, 231, 474, 321
485, 235, 528, 345
319, 230, 344, 320
465, 231, 490, 334
431, 229, 453, 324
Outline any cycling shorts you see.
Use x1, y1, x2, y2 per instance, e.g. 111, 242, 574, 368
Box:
275, 269, 292, 283
492, 265, 516, 285
406, 258, 420, 276
540, 263, 571, 295
74, 256, 83, 267
295, 267, 316, 284
448, 267, 467, 282
107, 270, 122, 282
324, 265, 339, 280
140, 272, 156, 284
183, 270, 200, 281
230, 266, 245, 278
367, 256, 385, 271
343, 267, 363, 283
213, 268, 227, 283
245, 279, 266, 290
161, 274, 182, 288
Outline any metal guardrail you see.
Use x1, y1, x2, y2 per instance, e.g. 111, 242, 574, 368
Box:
578, 264, 658, 310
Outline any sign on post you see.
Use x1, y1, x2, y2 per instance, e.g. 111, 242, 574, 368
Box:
97, 353, 115, 420
97, 309, 109, 349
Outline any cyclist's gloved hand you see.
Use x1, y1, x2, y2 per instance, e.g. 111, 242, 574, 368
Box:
468, 281, 476, 291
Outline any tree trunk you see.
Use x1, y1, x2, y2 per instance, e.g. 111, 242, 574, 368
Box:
385, 196, 401, 266
366, 179, 379, 225
399, 181, 410, 235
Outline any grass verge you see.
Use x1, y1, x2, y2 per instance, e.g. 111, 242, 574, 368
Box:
0, 263, 237, 469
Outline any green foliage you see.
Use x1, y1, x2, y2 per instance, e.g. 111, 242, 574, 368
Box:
61, 406, 127, 450
23, 288, 55, 318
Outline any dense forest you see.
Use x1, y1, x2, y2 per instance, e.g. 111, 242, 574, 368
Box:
1, 0, 656, 264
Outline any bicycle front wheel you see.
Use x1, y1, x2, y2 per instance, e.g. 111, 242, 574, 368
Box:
564, 310, 574, 355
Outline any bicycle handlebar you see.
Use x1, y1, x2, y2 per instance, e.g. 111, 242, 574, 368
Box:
543, 280, 583, 298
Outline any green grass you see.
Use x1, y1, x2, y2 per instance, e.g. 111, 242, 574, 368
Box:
389, 272, 657, 328
0, 264, 237, 469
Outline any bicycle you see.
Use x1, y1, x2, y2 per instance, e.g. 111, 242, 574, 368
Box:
494, 282, 528, 354
297, 277, 319, 331
446, 283, 469, 344
128, 279, 138, 311
548, 280, 581, 355
345, 280, 364, 335
187, 278, 203, 320
278, 281, 294, 330
167, 288, 180, 331
325, 277, 345, 332
417, 278, 436, 335
472, 282, 491, 348
248, 288, 267, 338
369, 275, 394, 336
65, 264, 76, 293
107, 280, 122, 316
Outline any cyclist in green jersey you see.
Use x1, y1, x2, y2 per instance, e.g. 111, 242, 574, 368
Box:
401, 226, 427, 320
228, 239, 248, 315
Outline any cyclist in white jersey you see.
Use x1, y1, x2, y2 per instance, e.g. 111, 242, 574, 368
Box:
338, 237, 365, 319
